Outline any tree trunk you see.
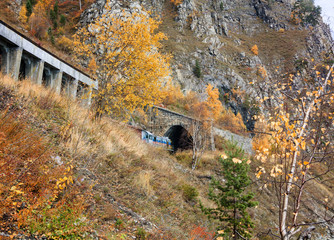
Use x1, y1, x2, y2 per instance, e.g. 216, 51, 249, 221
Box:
233, 198, 237, 240
279, 63, 334, 240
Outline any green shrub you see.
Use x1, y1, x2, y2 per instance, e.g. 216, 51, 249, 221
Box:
220, 2, 224, 11
193, 60, 201, 78
115, 218, 124, 230
26, 0, 35, 17
60, 14, 66, 26
175, 152, 193, 167
201, 143, 258, 239
182, 184, 199, 202
136, 227, 146, 239
28, 203, 87, 239
293, 0, 321, 26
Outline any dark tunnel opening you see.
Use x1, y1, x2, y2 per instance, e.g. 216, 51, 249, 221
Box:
164, 125, 193, 152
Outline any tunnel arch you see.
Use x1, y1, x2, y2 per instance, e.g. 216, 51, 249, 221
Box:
164, 125, 193, 152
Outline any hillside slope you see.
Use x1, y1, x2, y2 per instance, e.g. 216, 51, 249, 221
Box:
0, 75, 333, 239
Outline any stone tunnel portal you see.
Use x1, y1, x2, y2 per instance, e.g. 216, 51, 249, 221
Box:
164, 125, 193, 152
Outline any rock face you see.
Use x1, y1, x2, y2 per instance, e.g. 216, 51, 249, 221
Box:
81, 0, 333, 132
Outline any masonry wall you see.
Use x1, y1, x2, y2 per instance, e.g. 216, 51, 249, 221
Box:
213, 127, 253, 154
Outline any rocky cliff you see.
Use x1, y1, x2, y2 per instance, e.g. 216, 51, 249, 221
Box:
81, 0, 333, 131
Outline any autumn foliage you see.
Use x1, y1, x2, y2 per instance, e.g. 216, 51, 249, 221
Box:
251, 44, 259, 55
253, 61, 334, 239
189, 225, 215, 240
162, 83, 247, 134
0, 107, 87, 237
27, 0, 53, 39
0, 111, 51, 224
170, 0, 183, 7
74, 3, 170, 119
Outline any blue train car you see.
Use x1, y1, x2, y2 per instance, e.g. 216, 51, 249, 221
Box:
141, 130, 172, 150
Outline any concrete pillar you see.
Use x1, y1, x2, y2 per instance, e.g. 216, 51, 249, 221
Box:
9, 47, 23, 81
69, 79, 78, 99
87, 86, 92, 106
35, 60, 44, 85
52, 70, 63, 94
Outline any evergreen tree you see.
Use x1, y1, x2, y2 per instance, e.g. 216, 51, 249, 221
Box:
201, 143, 258, 239
26, 0, 33, 17
193, 60, 201, 78
60, 14, 66, 26
54, 1, 59, 17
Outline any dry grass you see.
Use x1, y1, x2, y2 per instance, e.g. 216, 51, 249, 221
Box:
0, 75, 215, 238
1, 75, 333, 239
135, 171, 155, 197
0, 74, 63, 105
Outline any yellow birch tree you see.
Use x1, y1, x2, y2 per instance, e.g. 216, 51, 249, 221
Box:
73, 2, 170, 119
253, 61, 334, 240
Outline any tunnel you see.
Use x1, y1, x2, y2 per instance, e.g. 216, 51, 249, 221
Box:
164, 125, 193, 152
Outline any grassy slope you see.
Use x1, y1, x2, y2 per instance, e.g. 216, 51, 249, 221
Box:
0, 76, 333, 239
0, 75, 220, 239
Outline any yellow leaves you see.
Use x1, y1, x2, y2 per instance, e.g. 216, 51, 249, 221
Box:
205, 84, 223, 121
19, 6, 28, 24
257, 65, 267, 78
56, 36, 74, 52
256, 167, 265, 179
300, 141, 306, 150
256, 171, 263, 179
270, 164, 283, 178
251, 44, 258, 55
73, 3, 171, 119
10, 186, 24, 195
171, 0, 183, 6
55, 174, 73, 190
232, 158, 242, 164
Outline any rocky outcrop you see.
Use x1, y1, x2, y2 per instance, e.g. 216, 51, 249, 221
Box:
81, 0, 333, 132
